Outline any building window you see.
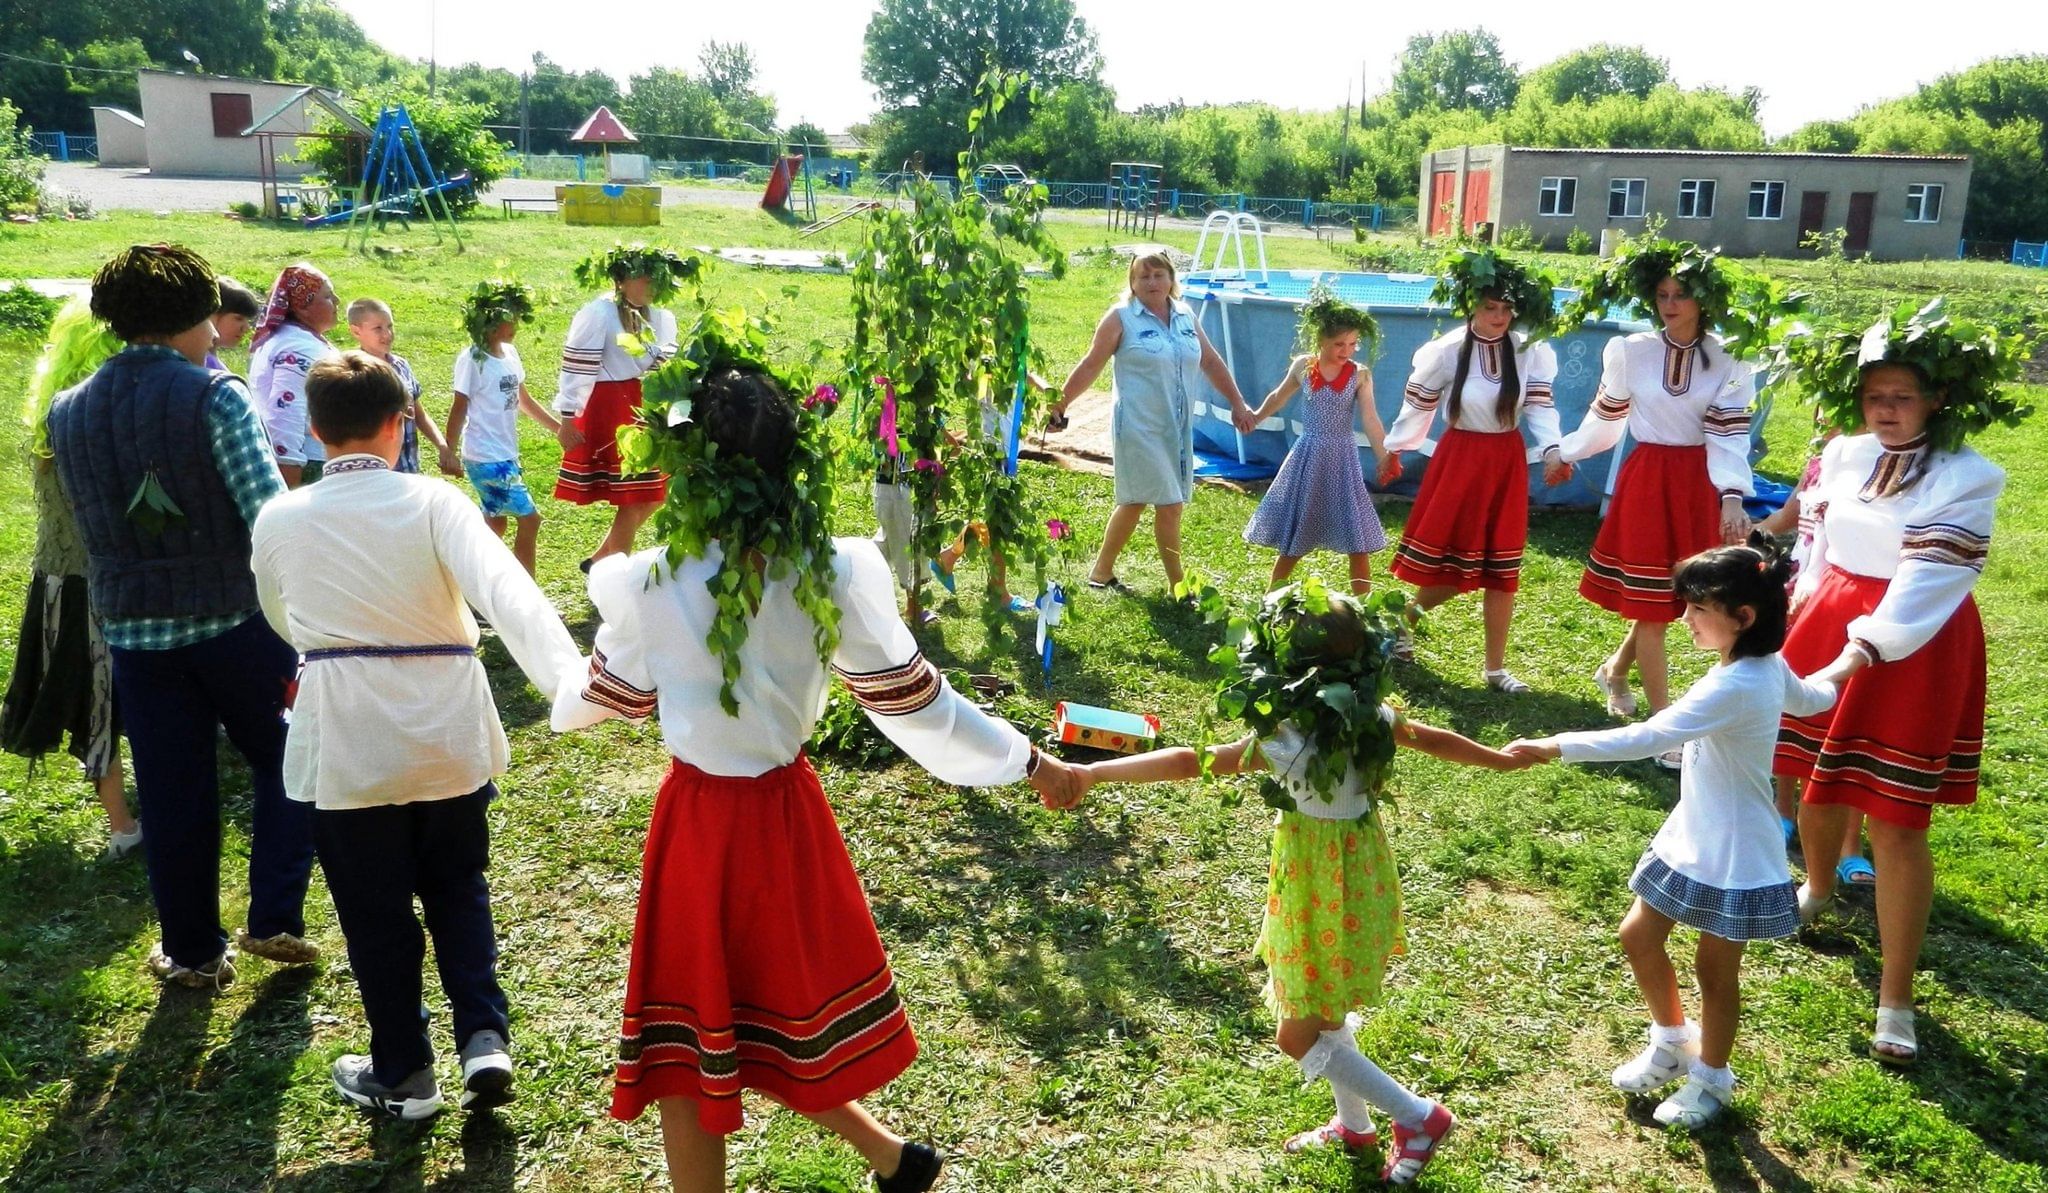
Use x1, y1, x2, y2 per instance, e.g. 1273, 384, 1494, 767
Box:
1905, 183, 1944, 223
1607, 178, 1647, 218
1677, 179, 1717, 219
1748, 180, 1786, 220
1538, 176, 1577, 217
210, 92, 254, 139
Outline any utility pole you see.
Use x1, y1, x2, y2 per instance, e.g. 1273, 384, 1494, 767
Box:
519, 72, 531, 157
1338, 78, 1352, 183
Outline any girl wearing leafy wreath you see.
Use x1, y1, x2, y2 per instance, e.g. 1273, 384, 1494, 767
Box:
1769, 300, 2024, 1068
1059, 583, 1516, 1183
1046, 251, 1253, 594
1, 296, 138, 858
447, 280, 558, 577
1240, 293, 1389, 596
1557, 241, 1769, 749
552, 243, 687, 570
1380, 250, 1566, 692
550, 314, 1083, 1193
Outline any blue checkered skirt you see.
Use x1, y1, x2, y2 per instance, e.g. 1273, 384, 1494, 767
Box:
1629, 850, 1799, 941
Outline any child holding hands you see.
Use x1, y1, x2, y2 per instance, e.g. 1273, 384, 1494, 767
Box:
1057, 584, 1515, 1184
1505, 541, 1851, 1129
447, 281, 555, 576
1241, 296, 1389, 595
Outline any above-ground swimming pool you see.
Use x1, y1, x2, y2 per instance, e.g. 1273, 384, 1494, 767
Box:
1179, 269, 1771, 510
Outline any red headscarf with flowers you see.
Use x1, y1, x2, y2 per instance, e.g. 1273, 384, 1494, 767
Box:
249, 262, 333, 349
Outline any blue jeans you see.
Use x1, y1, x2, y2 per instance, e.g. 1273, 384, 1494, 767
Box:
111, 614, 312, 969
314, 783, 509, 1084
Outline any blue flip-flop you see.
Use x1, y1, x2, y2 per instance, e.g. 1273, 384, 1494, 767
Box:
1003, 594, 1034, 614
1836, 855, 1877, 888
928, 560, 956, 594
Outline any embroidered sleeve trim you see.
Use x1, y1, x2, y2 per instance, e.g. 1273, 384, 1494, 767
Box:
583, 648, 657, 718
1401, 382, 1443, 410
1703, 410, 1752, 436
833, 652, 945, 717
1591, 387, 1630, 420
1901, 522, 1990, 571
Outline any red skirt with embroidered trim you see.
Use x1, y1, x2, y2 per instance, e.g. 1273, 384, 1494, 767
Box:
609, 755, 918, 1132
1773, 566, 1984, 830
1390, 427, 1529, 594
554, 378, 668, 506
1578, 442, 1720, 622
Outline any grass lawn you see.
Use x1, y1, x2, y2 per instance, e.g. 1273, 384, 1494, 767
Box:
1, 203, 2044, 1192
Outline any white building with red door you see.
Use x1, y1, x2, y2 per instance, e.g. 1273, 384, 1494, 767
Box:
118, 69, 337, 177
1420, 145, 1971, 261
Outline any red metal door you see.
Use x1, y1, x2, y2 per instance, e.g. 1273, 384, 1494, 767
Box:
1462, 168, 1491, 231
1429, 171, 1457, 236
1796, 190, 1829, 250
1846, 191, 1875, 255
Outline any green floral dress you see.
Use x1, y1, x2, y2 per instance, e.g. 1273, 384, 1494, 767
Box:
1252, 723, 1406, 1021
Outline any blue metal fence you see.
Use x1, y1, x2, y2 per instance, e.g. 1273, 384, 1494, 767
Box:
971, 174, 1391, 230
2014, 241, 2048, 268
29, 133, 97, 162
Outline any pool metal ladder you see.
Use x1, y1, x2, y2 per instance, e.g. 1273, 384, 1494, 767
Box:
1190, 211, 1270, 285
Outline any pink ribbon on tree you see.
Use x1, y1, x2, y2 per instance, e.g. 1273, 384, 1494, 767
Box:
875, 375, 901, 460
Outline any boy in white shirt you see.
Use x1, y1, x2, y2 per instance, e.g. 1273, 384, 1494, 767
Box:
446, 283, 557, 576
252, 350, 582, 1120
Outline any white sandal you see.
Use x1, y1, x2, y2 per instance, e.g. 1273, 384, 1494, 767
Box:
1593, 662, 1637, 717
1871, 1006, 1918, 1067
1652, 1073, 1732, 1131
1484, 669, 1531, 694
1612, 1024, 1699, 1093
1796, 881, 1835, 927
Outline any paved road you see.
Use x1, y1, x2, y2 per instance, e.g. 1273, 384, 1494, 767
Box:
39, 162, 1329, 241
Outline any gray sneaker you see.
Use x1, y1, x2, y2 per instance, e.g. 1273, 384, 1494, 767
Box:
331, 1055, 442, 1119
458, 1030, 514, 1111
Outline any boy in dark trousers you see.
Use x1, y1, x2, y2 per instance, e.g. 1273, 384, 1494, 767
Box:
251, 351, 582, 1118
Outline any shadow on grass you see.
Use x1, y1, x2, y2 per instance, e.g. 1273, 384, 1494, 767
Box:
867, 779, 1266, 1062
270, 1111, 520, 1192
7, 967, 313, 1189
1824, 893, 2048, 1171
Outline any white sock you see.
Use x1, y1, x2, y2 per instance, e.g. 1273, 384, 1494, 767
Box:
1653, 1020, 1699, 1047
1689, 1057, 1735, 1091
1301, 1025, 1433, 1130
1324, 1033, 1377, 1133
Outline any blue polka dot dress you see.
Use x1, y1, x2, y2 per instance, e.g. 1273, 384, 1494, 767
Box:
1244, 362, 1387, 556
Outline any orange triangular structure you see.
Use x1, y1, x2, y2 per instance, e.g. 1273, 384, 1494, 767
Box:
571, 106, 638, 144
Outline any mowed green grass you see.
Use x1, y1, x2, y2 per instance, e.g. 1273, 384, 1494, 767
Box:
0, 204, 2044, 1192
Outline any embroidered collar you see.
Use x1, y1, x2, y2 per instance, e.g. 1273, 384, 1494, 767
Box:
1306, 360, 1356, 393
323, 454, 391, 476
1660, 330, 1702, 352
1660, 332, 1700, 397
1468, 329, 1505, 346
1858, 433, 1931, 501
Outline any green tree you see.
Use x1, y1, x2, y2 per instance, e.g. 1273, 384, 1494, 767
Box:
862, 0, 1100, 170
1389, 29, 1519, 117
784, 121, 829, 151
524, 55, 624, 155
698, 40, 777, 135
621, 66, 730, 148
0, 99, 46, 212
1522, 44, 1668, 104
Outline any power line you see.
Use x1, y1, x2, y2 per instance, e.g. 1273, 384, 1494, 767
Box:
0, 48, 144, 77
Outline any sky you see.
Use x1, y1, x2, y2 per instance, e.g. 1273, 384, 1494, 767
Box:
329, 0, 2027, 139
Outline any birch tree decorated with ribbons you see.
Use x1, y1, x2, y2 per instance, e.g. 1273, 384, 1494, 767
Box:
847, 67, 1073, 638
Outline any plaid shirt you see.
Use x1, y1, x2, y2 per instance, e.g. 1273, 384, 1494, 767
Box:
100, 348, 287, 651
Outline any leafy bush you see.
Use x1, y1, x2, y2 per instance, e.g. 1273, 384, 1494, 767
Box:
0, 99, 45, 214
1495, 223, 1541, 251
301, 87, 508, 214
1564, 227, 1594, 255
0, 286, 60, 337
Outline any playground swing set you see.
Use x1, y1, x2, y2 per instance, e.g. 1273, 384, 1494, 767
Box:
250, 100, 471, 251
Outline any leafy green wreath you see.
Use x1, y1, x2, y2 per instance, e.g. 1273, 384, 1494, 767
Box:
573, 242, 704, 306
1770, 298, 2032, 454
1431, 248, 1559, 341
618, 301, 844, 716
1297, 283, 1381, 360
1563, 236, 1804, 359
461, 278, 537, 359
1185, 576, 1406, 813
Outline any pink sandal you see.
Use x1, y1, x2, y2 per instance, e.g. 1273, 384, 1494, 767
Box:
1283, 1114, 1377, 1154
1383, 1102, 1455, 1186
